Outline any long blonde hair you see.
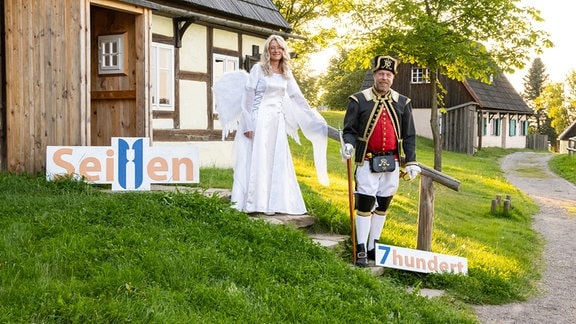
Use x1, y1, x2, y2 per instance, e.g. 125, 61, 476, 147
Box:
259, 35, 292, 79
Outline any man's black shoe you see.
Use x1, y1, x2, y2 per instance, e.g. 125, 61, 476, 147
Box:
355, 243, 369, 267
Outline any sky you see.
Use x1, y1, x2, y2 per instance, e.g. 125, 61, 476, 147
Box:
505, 0, 575, 93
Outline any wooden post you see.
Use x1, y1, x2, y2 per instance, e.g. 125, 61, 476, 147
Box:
503, 199, 511, 215
417, 175, 434, 251
491, 199, 498, 213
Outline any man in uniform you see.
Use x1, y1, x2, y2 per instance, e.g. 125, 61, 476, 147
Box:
341, 55, 421, 267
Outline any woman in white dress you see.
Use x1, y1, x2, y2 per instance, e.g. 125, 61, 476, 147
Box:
231, 35, 329, 215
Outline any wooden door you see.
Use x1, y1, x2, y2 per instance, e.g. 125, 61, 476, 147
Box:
90, 5, 138, 146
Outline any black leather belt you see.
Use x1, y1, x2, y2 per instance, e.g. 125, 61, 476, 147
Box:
365, 151, 397, 160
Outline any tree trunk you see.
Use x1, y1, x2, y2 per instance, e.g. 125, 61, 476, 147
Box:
430, 69, 442, 171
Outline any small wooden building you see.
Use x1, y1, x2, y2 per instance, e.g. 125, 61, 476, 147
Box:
0, 0, 295, 173
362, 64, 532, 154
558, 120, 576, 154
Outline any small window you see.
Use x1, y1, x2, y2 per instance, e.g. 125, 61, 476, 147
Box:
151, 42, 175, 111
519, 120, 529, 135
411, 67, 430, 84
491, 118, 501, 136
509, 119, 517, 136
482, 117, 487, 136
98, 33, 126, 75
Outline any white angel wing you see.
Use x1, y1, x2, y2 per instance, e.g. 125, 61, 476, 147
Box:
213, 70, 249, 140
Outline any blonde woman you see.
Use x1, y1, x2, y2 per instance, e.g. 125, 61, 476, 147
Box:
231, 35, 329, 215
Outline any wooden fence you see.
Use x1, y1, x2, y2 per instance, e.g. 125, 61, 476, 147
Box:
328, 126, 461, 251
526, 134, 548, 150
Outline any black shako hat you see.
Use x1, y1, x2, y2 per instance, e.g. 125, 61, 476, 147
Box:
371, 55, 398, 74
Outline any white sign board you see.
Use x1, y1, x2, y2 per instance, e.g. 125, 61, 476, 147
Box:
375, 243, 468, 275
46, 137, 199, 191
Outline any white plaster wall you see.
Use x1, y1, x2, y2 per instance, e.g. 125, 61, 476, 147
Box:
180, 25, 207, 73
213, 29, 238, 50
242, 35, 265, 57
481, 135, 503, 147
152, 119, 173, 129
153, 141, 234, 168
179, 80, 207, 129
152, 15, 173, 36
505, 135, 527, 148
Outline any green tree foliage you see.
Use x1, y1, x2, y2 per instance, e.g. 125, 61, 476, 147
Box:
534, 82, 563, 145
319, 50, 366, 110
344, 0, 552, 170
564, 70, 576, 122
522, 58, 548, 102
522, 58, 549, 133
272, 0, 352, 108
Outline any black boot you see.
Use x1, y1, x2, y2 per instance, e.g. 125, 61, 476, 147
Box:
355, 243, 368, 267
367, 239, 379, 261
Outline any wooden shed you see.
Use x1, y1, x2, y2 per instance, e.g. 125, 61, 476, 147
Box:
558, 120, 576, 154
0, 0, 295, 173
361, 64, 533, 154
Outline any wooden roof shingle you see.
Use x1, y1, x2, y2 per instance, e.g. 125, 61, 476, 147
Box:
558, 120, 576, 140
171, 0, 291, 31
464, 74, 532, 113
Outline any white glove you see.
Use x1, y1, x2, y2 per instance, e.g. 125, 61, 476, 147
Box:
340, 143, 354, 160
405, 165, 421, 180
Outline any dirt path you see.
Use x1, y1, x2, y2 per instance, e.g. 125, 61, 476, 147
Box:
474, 152, 576, 323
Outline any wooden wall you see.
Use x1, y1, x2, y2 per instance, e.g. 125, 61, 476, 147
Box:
0, 0, 5, 171
4, 0, 87, 173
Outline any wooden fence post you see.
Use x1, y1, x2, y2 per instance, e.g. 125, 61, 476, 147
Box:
417, 175, 434, 251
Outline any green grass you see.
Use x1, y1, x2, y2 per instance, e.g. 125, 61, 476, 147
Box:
0, 110, 562, 322
549, 153, 576, 185
0, 174, 473, 322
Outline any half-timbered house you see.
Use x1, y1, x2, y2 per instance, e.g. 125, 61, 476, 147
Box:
0, 0, 295, 173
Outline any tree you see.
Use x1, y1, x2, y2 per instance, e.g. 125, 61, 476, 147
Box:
319, 49, 366, 110
564, 70, 576, 122
535, 82, 563, 147
345, 0, 552, 171
522, 58, 548, 102
272, 0, 352, 107
522, 58, 548, 132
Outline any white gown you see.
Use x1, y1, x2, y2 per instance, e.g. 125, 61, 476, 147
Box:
229, 64, 328, 215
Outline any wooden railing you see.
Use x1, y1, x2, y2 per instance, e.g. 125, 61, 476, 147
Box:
568, 136, 576, 156
328, 126, 461, 251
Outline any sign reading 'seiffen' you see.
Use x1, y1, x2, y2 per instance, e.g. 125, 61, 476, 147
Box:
46, 137, 199, 191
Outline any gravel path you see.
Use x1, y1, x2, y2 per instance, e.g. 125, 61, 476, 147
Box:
474, 152, 576, 323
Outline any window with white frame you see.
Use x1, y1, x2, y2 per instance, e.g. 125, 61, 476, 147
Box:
98, 33, 126, 75
213, 54, 239, 113
151, 42, 174, 111
411, 67, 430, 84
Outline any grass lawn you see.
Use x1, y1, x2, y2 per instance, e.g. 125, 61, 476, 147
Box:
1, 110, 568, 322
